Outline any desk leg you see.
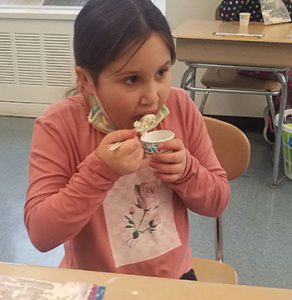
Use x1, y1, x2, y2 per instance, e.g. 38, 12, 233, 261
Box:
272, 71, 288, 187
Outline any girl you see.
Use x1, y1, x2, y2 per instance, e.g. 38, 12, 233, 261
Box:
25, 0, 230, 280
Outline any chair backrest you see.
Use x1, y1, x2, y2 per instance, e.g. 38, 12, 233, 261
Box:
192, 117, 250, 284
203, 116, 250, 181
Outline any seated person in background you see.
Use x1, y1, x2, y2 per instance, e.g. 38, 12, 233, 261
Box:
219, 0, 292, 143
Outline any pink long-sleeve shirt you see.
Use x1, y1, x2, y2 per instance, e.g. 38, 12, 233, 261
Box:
25, 87, 230, 279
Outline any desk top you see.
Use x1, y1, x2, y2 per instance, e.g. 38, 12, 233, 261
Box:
172, 20, 292, 67
1, 262, 292, 300
172, 20, 292, 44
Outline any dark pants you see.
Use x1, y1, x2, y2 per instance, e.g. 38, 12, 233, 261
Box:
180, 269, 197, 281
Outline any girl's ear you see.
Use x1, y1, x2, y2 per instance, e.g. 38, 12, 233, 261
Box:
75, 66, 90, 92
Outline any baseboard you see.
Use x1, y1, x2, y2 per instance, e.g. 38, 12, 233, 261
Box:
204, 115, 263, 132
0, 102, 49, 118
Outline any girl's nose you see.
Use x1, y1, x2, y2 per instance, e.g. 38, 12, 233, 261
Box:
140, 83, 159, 106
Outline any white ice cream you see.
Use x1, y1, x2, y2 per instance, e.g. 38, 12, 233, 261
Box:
133, 114, 156, 135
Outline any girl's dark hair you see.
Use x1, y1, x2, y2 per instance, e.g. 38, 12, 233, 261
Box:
74, 0, 176, 79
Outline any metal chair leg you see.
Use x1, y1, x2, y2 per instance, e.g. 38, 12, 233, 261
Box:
272, 71, 288, 187
266, 94, 277, 134
199, 91, 210, 113
215, 217, 223, 262
190, 67, 197, 100
180, 66, 198, 101
180, 66, 193, 89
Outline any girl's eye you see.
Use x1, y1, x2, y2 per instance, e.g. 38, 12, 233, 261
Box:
125, 75, 139, 85
157, 67, 169, 78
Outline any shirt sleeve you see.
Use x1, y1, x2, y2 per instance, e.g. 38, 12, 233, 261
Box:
24, 116, 120, 252
167, 91, 230, 218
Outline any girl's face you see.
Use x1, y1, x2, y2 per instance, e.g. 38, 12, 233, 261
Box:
96, 32, 172, 129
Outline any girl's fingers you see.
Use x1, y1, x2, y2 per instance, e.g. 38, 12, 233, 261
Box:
151, 150, 184, 163
153, 172, 181, 183
131, 144, 144, 160
150, 161, 183, 174
118, 136, 142, 153
106, 129, 137, 144
159, 138, 184, 152
149, 139, 187, 182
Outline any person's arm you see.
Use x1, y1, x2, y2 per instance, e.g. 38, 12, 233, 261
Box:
167, 92, 230, 218
220, 0, 250, 21
24, 117, 120, 252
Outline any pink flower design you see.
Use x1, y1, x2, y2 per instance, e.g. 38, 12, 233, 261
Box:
124, 181, 162, 246
135, 182, 160, 210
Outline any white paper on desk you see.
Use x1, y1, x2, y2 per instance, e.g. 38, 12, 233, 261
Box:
260, 0, 291, 25
0, 274, 105, 299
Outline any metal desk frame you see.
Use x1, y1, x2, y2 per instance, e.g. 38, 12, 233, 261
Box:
180, 62, 289, 188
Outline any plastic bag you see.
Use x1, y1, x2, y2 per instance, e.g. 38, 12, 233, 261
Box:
0, 275, 106, 299
260, 0, 291, 24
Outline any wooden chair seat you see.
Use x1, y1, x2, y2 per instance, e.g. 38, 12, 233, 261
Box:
192, 257, 238, 284
201, 69, 281, 92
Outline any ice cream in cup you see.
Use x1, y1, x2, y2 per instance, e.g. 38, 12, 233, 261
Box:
239, 12, 251, 26
109, 106, 170, 151
140, 130, 175, 157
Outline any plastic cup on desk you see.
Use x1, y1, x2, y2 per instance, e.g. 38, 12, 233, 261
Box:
239, 12, 251, 26
140, 130, 175, 157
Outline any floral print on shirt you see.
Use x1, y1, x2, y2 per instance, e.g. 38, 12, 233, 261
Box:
102, 160, 182, 268
124, 182, 161, 247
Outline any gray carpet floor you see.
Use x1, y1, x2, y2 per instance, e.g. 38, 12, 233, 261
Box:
0, 116, 291, 289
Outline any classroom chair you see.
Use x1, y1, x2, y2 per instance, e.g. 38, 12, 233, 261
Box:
195, 4, 281, 135
192, 116, 251, 284
179, 6, 285, 188
199, 68, 281, 133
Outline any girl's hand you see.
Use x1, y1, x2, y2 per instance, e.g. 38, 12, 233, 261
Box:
96, 129, 144, 176
149, 138, 187, 183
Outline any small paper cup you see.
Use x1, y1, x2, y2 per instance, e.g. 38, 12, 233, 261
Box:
141, 130, 175, 156
239, 12, 251, 26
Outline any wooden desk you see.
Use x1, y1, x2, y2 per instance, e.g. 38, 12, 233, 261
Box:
173, 20, 292, 187
172, 20, 292, 67
1, 262, 292, 299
